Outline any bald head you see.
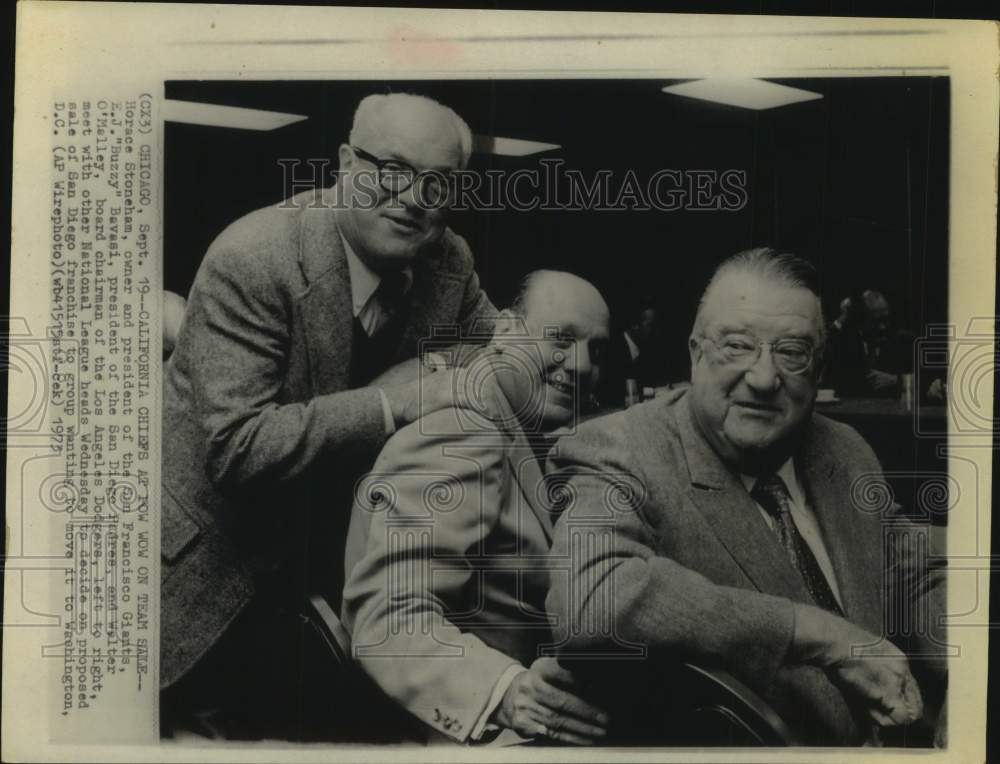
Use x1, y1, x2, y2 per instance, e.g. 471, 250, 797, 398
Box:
511, 270, 606, 321
350, 93, 472, 169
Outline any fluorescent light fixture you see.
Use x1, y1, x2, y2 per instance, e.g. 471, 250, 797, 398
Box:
662, 79, 823, 110
473, 135, 561, 156
163, 99, 308, 130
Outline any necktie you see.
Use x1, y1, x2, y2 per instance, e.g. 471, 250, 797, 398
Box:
751, 474, 843, 614
348, 272, 411, 386
372, 269, 411, 333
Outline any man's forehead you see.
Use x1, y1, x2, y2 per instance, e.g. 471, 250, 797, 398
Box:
527, 276, 609, 336
357, 102, 462, 168
703, 274, 821, 331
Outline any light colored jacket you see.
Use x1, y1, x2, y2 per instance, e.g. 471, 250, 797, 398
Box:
342, 374, 555, 743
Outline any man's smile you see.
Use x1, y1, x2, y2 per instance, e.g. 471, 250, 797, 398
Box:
732, 400, 783, 415
383, 212, 423, 234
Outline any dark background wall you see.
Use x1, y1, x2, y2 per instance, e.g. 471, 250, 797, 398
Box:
165, 77, 949, 379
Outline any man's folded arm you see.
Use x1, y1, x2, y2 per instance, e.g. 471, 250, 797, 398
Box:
185, 242, 390, 492
342, 410, 523, 743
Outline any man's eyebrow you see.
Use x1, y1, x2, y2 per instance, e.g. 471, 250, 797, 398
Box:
538, 324, 573, 340
557, 323, 580, 337
385, 150, 456, 174
380, 151, 412, 165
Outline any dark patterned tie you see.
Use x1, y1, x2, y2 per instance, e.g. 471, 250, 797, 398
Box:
751, 474, 843, 614
372, 269, 411, 332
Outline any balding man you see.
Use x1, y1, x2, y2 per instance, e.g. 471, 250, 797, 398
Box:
546, 249, 945, 745
343, 271, 611, 745
161, 93, 495, 735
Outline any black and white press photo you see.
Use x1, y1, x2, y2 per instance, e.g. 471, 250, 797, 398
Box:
160, 76, 950, 746
4, 5, 998, 763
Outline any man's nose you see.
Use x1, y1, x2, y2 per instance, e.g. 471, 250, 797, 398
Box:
393, 181, 427, 213
743, 345, 781, 392
564, 342, 592, 380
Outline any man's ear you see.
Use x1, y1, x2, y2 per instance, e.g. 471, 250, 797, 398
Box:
338, 143, 354, 174
493, 309, 516, 339
688, 335, 703, 368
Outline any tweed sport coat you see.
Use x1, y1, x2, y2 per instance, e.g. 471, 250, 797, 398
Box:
161, 187, 495, 688
545, 390, 945, 745
341, 373, 556, 744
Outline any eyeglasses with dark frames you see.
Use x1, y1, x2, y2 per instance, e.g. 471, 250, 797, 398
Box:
350, 145, 453, 207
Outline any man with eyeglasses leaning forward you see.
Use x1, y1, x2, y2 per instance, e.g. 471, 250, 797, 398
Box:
545, 248, 946, 746
160, 93, 495, 738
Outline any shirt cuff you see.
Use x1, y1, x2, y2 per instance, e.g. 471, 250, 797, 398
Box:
377, 388, 396, 436
470, 664, 527, 741
422, 351, 450, 371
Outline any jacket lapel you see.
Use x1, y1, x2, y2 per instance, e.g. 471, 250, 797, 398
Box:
392, 254, 465, 366
799, 421, 883, 629
296, 189, 354, 395
676, 395, 813, 604
509, 442, 554, 545
486, 371, 555, 544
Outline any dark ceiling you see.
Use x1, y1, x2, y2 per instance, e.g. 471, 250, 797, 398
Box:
165, 77, 949, 373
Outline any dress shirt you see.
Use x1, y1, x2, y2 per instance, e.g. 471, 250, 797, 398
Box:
341, 231, 412, 435
470, 664, 529, 742
740, 459, 844, 609
623, 330, 641, 363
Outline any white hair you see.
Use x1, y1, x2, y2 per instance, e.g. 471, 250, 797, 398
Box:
350, 93, 473, 168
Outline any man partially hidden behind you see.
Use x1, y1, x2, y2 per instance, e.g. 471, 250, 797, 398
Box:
825, 289, 914, 397
161, 93, 495, 736
343, 271, 612, 744
597, 297, 665, 408
546, 249, 946, 745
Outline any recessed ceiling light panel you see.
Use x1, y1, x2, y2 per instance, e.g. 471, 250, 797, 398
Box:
163, 99, 309, 130
662, 79, 823, 110
473, 135, 561, 156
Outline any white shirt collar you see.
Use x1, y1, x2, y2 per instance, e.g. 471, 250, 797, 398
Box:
623, 330, 640, 361
341, 231, 382, 317
339, 229, 412, 317
740, 458, 805, 507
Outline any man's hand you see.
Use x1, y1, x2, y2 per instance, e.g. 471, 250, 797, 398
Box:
494, 658, 609, 745
866, 369, 900, 392
380, 367, 473, 427
829, 650, 923, 727
789, 604, 923, 727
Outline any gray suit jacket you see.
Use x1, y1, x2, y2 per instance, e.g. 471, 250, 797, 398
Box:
545, 391, 944, 745
161, 187, 495, 687
342, 374, 554, 743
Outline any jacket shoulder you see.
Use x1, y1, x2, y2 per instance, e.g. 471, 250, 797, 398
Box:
429, 228, 476, 276
808, 412, 882, 470
200, 199, 307, 284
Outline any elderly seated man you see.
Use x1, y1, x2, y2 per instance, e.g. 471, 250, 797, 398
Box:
342, 270, 612, 745
546, 249, 946, 746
